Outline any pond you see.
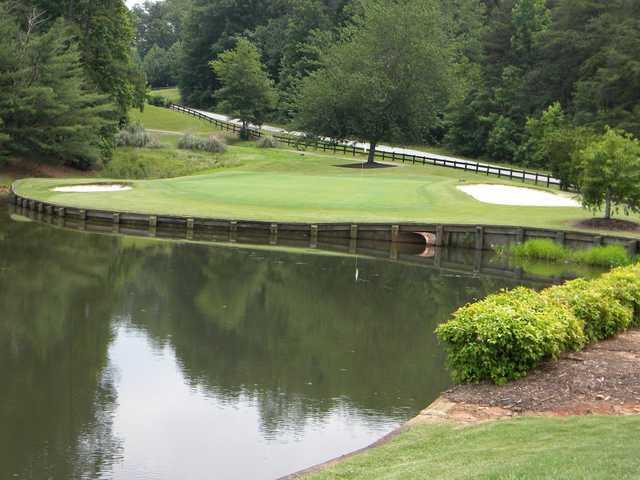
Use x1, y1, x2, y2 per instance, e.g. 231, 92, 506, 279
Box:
0, 203, 564, 480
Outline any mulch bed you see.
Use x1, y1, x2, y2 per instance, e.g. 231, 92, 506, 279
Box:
444, 330, 640, 416
575, 218, 640, 232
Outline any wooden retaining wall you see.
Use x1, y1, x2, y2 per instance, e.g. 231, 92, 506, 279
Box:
9, 189, 639, 255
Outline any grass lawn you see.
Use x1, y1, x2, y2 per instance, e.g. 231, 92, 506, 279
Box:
13, 142, 639, 236
150, 87, 181, 103
307, 416, 640, 480
130, 104, 221, 135
11, 106, 640, 236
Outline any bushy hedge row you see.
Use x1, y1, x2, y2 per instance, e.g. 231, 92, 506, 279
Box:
436, 264, 640, 384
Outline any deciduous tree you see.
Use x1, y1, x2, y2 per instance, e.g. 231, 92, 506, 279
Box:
577, 128, 640, 220
295, 0, 454, 164
209, 39, 278, 138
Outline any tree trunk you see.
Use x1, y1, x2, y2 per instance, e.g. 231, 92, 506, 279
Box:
240, 120, 249, 140
367, 141, 377, 165
604, 192, 612, 220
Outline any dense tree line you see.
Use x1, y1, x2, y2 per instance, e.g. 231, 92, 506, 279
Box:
132, 0, 639, 167
0, 0, 145, 168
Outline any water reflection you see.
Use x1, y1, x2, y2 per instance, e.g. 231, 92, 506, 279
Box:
0, 204, 548, 479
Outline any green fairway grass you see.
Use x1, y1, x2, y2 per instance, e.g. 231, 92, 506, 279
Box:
12, 106, 639, 236
130, 104, 222, 135
150, 87, 181, 103
13, 141, 640, 236
307, 416, 640, 480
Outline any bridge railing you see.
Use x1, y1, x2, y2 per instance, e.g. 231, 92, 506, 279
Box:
169, 103, 566, 190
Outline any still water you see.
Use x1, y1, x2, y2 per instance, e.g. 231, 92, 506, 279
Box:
0, 204, 545, 480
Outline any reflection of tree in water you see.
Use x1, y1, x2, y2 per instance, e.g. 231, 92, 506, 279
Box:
121, 244, 533, 438
0, 216, 135, 479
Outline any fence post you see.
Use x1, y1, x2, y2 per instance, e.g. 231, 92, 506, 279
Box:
475, 226, 485, 251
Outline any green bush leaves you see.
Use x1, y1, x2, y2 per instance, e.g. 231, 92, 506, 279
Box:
436, 264, 640, 384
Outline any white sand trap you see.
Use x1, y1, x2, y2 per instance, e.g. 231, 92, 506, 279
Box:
52, 184, 131, 193
457, 184, 580, 207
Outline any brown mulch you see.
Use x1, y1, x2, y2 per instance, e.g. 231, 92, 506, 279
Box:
575, 218, 640, 232
444, 329, 640, 417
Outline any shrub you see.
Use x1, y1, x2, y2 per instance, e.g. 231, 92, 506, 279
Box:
572, 244, 631, 268
599, 265, 640, 326
544, 279, 633, 342
435, 287, 583, 385
256, 136, 279, 148
115, 123, 161, 148
147, 95, 170, 108
511, 239, 569, 262
177, 134, 226, 153
437, 263, 640, 385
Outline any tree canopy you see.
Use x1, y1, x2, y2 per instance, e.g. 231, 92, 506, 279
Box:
210, 38, 278, 136
577, 128, 640, 220
0, 6, 116, 168
294, 0, 454, 163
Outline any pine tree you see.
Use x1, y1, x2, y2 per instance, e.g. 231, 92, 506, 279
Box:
0, 7, 116, 168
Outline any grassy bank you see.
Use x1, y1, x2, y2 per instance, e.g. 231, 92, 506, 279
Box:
13, 144, 640, 234
307, 416, 640, 480
11, 106, 640, 235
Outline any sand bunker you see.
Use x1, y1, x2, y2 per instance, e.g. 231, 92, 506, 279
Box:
52, 184, 131, 193
457, 184, 580, 207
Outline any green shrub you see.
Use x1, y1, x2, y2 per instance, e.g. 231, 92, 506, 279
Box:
572, 244, 631, 268
256, 136, 279, 148
147, 95, 170, 107
599, 265, 640, 326
437, 263, 640, 385
511, 239, 569, 262
177, 134, 226, 153
115, 123, 161, 148
435, 287, 583, 385
544, 279, 633, 342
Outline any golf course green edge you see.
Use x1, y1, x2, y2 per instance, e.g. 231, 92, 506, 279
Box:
9, 183, 640, 254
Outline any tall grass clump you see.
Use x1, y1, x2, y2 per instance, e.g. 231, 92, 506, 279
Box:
436, 263, 640, 384
511, 239, 569, 262
573, 244, 631, 267
511, 239, 632, 267
115, 122, 161, 148
178, 134, 226, 153
256, 136, 279, 148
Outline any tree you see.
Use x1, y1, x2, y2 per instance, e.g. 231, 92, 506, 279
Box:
0, 7, 116, 168
295, 0, 454, 164
577, 128, 640, 220
27, 0, 145, 121
209, 38, 278, 138
143, 45, 176, 87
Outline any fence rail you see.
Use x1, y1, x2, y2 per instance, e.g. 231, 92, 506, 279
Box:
169, 104, 565, 190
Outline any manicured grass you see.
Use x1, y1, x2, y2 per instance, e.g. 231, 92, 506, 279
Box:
14, 142, 640, 236
308, 416, 640, 480
130, 104, 222, 135
150, 87, 181, 103
12, 107, 640, 236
